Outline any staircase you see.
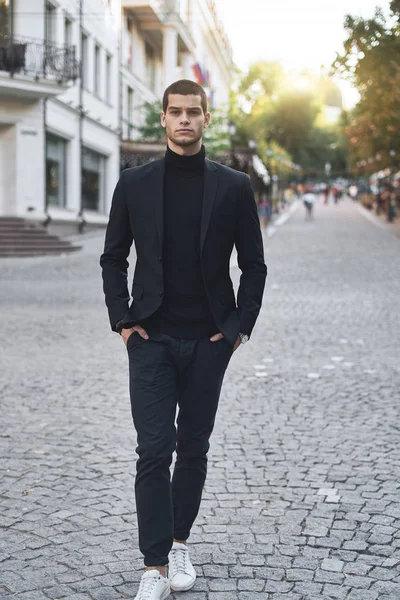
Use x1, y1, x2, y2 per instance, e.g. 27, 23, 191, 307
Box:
0, 217, 81, 257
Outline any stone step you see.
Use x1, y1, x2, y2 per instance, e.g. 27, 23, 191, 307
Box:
0, 246, 81, 257
0, 217, 81, 257
0, 235, 69, 245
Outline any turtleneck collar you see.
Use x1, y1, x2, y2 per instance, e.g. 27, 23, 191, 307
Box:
165, 145, 205, 173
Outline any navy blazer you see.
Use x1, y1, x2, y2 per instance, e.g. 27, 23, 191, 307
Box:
100, 156, 267, 346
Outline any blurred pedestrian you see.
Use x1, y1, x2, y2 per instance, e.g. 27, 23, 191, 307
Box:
332, 183, 342, 204
283, 185, 294, 207
387, 183, 398, 222
302, 186, 316, 220
258, 193, 270, 230
349, 184, 358, 201
100, 79, 267, 600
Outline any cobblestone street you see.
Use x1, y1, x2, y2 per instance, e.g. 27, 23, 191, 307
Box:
1, 198, 400, 600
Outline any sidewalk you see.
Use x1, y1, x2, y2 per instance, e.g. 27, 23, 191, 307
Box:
349, 197, 400, 238
1, 198, 399, 600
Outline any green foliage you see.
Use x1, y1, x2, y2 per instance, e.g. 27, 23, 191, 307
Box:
137, 100, 230, 158
136, 101, 165, 143
333, 4, 400, 172
232, 61, 347, 174
203, 108, 230, 158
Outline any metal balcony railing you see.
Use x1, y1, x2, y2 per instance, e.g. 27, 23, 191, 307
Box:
0, 35, 80, 84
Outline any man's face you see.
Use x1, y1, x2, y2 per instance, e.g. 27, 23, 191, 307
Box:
161, 94, 211, 148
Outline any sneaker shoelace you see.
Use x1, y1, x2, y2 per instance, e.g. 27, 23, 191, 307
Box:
137, 574, 158, 599
170, 546, 188, 574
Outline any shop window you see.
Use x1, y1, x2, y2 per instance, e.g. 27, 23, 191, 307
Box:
46, 133, 67, 208
0, 0, 11, 39
82, 147, 106, 212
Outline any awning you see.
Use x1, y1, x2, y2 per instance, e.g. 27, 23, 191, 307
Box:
252, 155, 270, 185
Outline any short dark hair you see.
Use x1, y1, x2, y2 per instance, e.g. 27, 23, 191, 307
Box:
163, 79, 208, 114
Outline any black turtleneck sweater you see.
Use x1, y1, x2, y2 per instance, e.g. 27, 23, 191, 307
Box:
145, 145, 216, 339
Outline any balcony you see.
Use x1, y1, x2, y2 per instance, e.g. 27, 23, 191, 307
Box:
124, 0, 194, 55
0, 35, 80, 99
122, 0, 167, 27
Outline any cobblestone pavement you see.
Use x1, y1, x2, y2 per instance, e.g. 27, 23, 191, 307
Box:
1, 198, 400, 600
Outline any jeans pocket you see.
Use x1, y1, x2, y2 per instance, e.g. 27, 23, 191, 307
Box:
126, 331, 140, 351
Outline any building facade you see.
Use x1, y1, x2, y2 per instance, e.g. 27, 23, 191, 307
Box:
0, 0, 120, 230
121, 0, 233, 142
0, 0, 233, 228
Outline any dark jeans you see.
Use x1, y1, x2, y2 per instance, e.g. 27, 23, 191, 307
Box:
127, 330, 233, 567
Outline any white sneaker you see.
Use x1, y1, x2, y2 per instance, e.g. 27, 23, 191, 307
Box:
134, 570, 170, 600
168, 542, 196, 592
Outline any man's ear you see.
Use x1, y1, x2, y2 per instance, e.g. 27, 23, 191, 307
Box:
204, 112, 211, 128
161, 112, 166, 128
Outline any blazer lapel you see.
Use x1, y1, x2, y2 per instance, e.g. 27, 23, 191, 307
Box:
200, 158, 219, 249
147, 158, 165, 250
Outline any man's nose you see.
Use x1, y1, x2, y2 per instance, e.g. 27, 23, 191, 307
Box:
180, 113, 190, 124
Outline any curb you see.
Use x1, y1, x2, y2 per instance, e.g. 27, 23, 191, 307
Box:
354, 202, 400, 238
230, 200, 300, 269
267, 200, 300, 239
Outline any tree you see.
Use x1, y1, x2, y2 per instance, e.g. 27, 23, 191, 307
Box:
137, 101, 230, 159
333, 2, 400, 172
233, 62, 347, 174
136, 101, 165, 143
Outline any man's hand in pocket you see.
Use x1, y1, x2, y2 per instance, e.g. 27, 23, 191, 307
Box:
121, 325, 149, 345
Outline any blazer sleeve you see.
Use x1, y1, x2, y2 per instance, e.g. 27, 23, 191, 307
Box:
100, 170, 133, 331
235, 175, 267, 337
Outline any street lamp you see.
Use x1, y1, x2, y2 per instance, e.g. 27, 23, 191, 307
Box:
228, 121, 236, 168
389, 149, 396, 174
228, 121, 236, 137
248, 139, 256, 151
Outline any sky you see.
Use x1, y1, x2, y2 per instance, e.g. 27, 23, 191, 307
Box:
217, 0, 389, 108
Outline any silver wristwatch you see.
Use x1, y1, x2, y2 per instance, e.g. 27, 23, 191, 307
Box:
239, 332, 249, 345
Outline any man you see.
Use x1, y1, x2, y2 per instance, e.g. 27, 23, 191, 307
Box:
100, 79, 267, 600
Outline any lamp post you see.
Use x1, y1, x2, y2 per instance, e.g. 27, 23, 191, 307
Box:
265, 147, 274, 208
388, 149, 397, 222
389, 149, 396, 174
228, 120, 236, 168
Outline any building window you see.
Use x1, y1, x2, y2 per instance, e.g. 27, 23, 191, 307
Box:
145, 41, 156, 92
105, 53, 112, 104
0, 0, 12, 39
127, 86, 134, 139
46, 133, 67, 208
64, 16, 72, 46
81, 32, 88, 89
82, 147, 106, 212
45, 2, 56, 43
94, 43, 101, 97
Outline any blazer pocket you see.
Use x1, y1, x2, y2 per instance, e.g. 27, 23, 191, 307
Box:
132, 283, 143, 300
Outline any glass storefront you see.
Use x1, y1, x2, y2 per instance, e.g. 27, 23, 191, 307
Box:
46, 133, 67, 207
0, 0, 11, 40
82, 147, 106, 212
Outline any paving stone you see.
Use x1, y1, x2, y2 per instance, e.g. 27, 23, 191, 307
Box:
321, 558, 344, 572
1, 201, 400, 600
323, 583, 349, 599
346, 590, 379, 600
237, 579, 265, 591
